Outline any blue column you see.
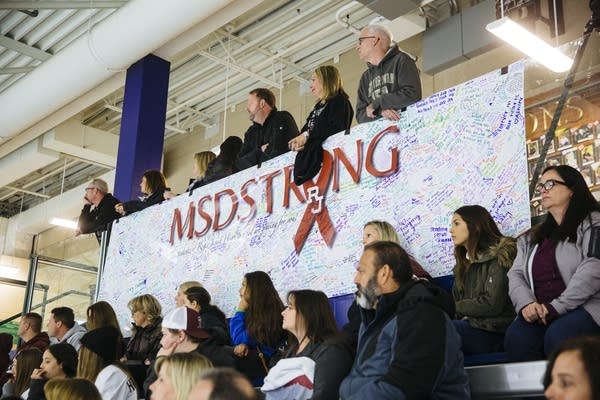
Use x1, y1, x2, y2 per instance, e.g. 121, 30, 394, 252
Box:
114, 54, 170, 202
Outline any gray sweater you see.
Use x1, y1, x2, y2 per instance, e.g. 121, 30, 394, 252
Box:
508, 212, 600, 325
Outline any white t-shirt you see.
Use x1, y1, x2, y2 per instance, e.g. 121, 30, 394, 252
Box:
95, 364, 138, 400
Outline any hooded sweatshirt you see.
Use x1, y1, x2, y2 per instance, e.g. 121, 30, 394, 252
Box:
356, 45, 422, 124
56, 322, 86, 351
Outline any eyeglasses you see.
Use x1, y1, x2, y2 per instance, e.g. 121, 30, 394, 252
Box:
84, 187, 95, 192
534, 179, 568, 194
358, 36, 377, 44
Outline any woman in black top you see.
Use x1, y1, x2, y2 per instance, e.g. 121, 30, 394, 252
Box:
115, 170, 168, 216
289, 65, 354, 185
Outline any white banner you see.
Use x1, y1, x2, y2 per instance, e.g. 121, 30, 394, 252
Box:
99, 62, 530, 329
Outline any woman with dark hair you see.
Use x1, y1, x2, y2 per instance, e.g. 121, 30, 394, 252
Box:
544, 336, 600, 400
505, 165, 600, 361
115, 170, 169, 216
184, 286, 230, 345
449, 205, 517, 355
2, 348, 43, 398
263, 290, 353, 400
289, 65, 354, 185
230, 271, 285, 385
28, 343, 79, 400
202, 136, 243, 185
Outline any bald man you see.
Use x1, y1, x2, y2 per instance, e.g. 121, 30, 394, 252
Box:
356, 24, 422, 123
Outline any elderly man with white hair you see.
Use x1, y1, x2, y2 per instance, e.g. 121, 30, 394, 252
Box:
355, 24, 422, 124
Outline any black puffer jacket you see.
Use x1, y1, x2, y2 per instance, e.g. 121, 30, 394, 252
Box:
126, 317, 163, 362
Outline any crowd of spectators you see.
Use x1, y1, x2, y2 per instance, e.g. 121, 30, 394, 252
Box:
0, 22, 594, 400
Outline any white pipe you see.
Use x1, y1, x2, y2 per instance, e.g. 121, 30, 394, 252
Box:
335, 1, 361, 35
0, 0, 239, 139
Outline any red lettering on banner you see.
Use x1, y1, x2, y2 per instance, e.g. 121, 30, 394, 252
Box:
333, 140, 363, 192
213, 189, 238, 231
170, 202, 195, 244
238, 179, 257, 222
260, 170, 281, 214
169, 124, 401, 248
365, 125, 400, 176
293, 151, 335, 254
283, 165, 306, 208
195, 195, 212, 237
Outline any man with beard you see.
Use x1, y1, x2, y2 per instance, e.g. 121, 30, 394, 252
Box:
339, 241, 470, 399
236, 88, 299, 170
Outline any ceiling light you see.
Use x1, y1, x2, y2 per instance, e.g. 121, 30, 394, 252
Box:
0, 265, 20, 277
49, 218, 78, 230
486, 17, 573, 73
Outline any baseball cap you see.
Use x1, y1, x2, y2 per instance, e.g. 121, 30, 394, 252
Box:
162, 306, 210, 340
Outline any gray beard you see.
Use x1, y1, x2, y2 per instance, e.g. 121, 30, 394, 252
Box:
356, 275, 379, 309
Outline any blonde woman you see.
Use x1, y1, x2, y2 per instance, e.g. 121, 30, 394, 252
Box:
126, 294, 163, 363
187, 151, 217, 193
44, 378, 101, 400
289, 65, 353, 185
77, 327, 138, 400
149, 352, 213, 400
175, 281, 202, 307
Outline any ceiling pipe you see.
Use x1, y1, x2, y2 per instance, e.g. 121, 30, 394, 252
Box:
0, 0, 241, 139
0, 0, 263, 160
335, 1, 362, 34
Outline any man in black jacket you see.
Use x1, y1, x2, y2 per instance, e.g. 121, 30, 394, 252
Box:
236, 88, 299, 170
76, 178, 120, 243
356, 24, 422, 124
339, 241, 470, 399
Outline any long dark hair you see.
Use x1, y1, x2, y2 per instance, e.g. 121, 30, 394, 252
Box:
142, 170, 167, 194
286, 290, 338, 345
185, 286, 227, 322
543, 336, 600, 397
533, 165, 600, 245
244, 271, 284, 348
453, 205, 503, 283
47, 343, 78, 378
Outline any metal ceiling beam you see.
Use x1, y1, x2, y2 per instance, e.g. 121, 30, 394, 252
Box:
103, 104, 188, 134
0, 35, 52, 61
3, 185, 50, 199
0, 67, 35, 74
0, 1, 126, 9
198, 50, 282, 89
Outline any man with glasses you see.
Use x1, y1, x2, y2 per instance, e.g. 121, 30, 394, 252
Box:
76, 178, 121, 243
356, 24, 422, 124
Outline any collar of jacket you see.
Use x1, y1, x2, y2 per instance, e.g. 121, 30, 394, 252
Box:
366, 45, 401, 69
471, 236, 517, 268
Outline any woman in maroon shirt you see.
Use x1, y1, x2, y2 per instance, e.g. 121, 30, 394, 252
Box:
506, 165, 600, 361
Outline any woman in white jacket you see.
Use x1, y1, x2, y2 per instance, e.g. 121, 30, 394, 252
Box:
77, 326, 138, 400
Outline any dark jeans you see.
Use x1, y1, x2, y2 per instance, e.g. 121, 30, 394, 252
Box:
452, 319, 505, 355
504, 307, 600, 361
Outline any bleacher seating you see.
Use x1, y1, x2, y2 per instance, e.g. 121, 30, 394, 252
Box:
467, 361, 546, 398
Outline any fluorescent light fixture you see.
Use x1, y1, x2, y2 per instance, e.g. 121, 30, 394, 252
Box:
49, 217, 78, 230
0, 265, 20, 277
486, 17, 573, 73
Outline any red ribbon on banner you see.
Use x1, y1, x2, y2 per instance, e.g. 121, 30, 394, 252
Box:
293, 150, 335, 254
